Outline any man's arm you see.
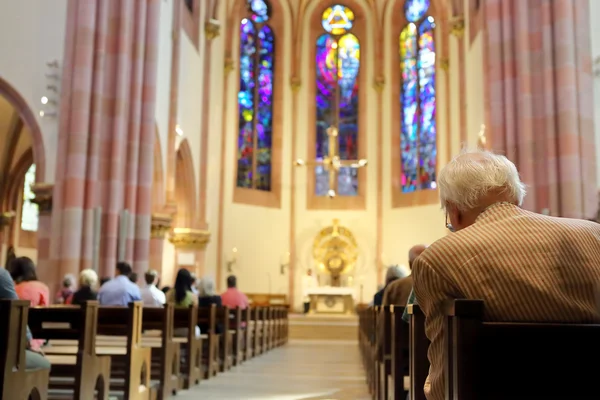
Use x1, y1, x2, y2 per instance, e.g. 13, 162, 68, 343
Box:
412, 257, 461, 400
0, 269, 33, 342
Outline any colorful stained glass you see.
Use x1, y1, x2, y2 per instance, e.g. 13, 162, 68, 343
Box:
321, 5, 354, 35
315, 14, 360, 197
250, 0, 270, 23
236, 4, 274, 191
400, 5, 436, 193
404, 0, 430, 22
21, 164, 38, 232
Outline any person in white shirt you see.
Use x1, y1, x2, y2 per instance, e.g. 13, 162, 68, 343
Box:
140, 270, 166, 307
302, 269, 319, 314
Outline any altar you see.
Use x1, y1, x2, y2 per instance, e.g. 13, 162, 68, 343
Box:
307, 286, 355, 315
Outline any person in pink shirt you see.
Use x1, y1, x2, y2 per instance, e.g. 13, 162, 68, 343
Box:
220, 275, 249, 309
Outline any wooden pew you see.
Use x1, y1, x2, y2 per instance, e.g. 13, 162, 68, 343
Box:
241, 307, 252, 361
198, 304, 219, 379
390, 305, 409, 400
140, 304, 180, 399
377, 305, 392, 400
229, 307, 244, 366
444, 299, 600, 400
0, 300, 50, 400
407, 304, 429, 400
216, 306, 233, 372
173, 306, 202, 388
28, 302, 111, 399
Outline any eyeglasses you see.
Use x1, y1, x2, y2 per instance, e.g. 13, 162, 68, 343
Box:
445, 212, 455, 233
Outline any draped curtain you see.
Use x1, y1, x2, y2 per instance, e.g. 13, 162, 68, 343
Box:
485, 0, 596, 218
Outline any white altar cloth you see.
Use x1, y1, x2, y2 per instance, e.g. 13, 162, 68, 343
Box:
306, 286, 356, 299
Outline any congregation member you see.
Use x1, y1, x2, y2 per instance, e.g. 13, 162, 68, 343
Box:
8, 256, 50, 307
383, 245, 426, 307
198, 277, 222, 333
140, 270, 166, 307
55, 273, 75, 304
99, 277, 110, 287
373, 265, 404, 306
69, 269, 98, 305
413, 149, 600, 400
221, 275, 249, 309
0, 267, 50, 371
97, 262, 142, 306
128, 272, 138, 284
301, 269, 318, 314
166, 269, 198, 307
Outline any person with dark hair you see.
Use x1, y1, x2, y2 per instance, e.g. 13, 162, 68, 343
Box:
97, 262, 141, 306
166, 269, 198, 307
0, 268, 50, 371
8, 257, 50, 307
140, 270, 166, 307
129, 272, 138, 284
221, 275, 249, 309
161, 286, 171, 294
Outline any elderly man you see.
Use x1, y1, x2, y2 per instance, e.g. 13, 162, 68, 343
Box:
413, 150, 600, 400
382, 245, 426, 307
373, 265, 404, 306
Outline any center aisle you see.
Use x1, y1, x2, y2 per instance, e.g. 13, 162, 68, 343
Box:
178, 340, 370, 400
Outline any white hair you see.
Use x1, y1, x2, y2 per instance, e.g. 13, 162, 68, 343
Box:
199, 277, 217, 297
79, 269, 98, 288
385, 265, 405, 283
438, 149, 526, 211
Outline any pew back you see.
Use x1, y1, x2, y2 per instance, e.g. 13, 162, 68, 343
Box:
446, 299, 600, 400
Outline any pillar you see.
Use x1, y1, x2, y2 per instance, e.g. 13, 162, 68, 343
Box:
31, 183, 54, 288
149, 213, 172, 275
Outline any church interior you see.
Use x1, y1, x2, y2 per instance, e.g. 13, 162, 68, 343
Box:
0, 0, 599, 399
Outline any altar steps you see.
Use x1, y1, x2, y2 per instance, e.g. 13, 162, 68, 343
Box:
288, 313, 358, 341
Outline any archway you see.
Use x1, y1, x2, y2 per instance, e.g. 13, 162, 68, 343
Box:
0, 78, 46, 265
174, 139, 198, 228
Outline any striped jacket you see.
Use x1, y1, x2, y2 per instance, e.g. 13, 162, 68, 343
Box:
413, 202, 600, 400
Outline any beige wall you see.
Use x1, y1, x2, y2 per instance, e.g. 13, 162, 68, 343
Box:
0, 0, 68, 183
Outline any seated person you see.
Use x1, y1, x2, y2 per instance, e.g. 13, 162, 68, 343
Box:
221, 275, 249, 309
69, 269, 98, 305
166, 269, 199, 337
97, 262, 141, 306
8, 257, 50, 307
198, 277, 222, 333
0, 267, 50, 371
373, 265, 404, 306
140, 270, 166, 307
413, 150, 600, 400
55, 274, 75, 304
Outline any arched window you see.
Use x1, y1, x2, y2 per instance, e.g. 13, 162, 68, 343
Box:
315, 5, 360, 197
400, 0, 436, 193
21, 164, 38, 232
236, 0, 275, 191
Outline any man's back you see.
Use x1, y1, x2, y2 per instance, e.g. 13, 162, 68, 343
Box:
414, 203, 600, 400
98, 275, 142, 306
382, 276, 413, 307
221, 287, 249, 309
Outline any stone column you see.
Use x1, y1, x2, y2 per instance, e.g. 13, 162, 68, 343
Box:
0, 211, 16, 267
31, 183, 54, 288
149, 213, 172, 276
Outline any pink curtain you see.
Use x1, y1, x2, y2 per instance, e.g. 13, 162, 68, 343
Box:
51, 0, 160, 282
485, 0, 596, 218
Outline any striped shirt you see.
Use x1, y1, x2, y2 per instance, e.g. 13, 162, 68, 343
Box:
413, 203, 600, 400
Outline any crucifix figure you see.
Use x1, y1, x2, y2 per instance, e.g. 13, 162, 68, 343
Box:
295, 125, 368, 198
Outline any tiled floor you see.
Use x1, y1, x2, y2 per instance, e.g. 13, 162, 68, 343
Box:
177, 340, 370, 400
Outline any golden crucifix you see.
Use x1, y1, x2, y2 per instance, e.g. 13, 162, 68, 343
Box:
295, 126, 368, 198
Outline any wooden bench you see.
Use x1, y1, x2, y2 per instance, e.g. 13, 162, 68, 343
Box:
0, 300, 50, 400
390, 305, 409, 400
229, 307, 244, 366
28, 302, 111, 399
444, 299, 600, 400
173, 306, 202, 388
140, 304, 180, 399
241, 308, 252, 361
407, 304, 429, 400
377, 305, 392, 400
247, 293, 288, 307
216, 306, 233, 372
198, 305, 219, 379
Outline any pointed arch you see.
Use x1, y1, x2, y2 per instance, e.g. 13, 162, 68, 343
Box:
175, 139, 198, 228
0, 76, 46, 182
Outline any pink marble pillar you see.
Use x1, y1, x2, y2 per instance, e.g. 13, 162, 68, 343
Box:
51, 0, 161, 280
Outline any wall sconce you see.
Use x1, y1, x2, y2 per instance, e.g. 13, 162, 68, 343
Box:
226, 247, 238, 272
39, 111, 57, 118
280, 251, 290, 275
175, 124, 184, 136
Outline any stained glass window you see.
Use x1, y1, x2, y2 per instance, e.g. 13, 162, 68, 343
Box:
236, 0, 274, 191
21, 164, 38, 232
315, 5, 360, 196
400, 0, 436, 193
